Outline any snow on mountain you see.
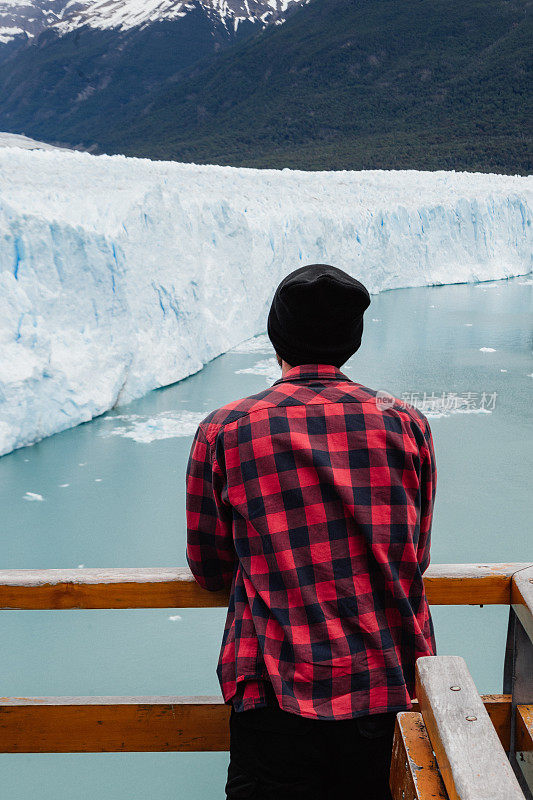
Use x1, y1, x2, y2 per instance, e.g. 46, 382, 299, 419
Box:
54, 0, 305, 34
0, 0, 306, 43
0, 146, 531, 456
0, 0, 66, 43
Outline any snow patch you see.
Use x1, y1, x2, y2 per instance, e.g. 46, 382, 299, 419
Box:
22, 491, 44, 501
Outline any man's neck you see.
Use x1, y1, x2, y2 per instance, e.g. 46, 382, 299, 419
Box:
281, 360, 293, 377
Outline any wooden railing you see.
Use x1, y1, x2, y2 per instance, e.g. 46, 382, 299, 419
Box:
390, 565, 533, 800
1, 562, 532, 796
0, 562, 525, 609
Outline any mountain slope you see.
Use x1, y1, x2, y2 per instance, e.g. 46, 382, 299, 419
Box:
0, 0, 530, 172
93, 0, 530, 173
0, 0, 306, 146
0, 0, 303, 42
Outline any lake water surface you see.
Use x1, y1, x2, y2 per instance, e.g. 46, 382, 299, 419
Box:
1, 276, 532, 799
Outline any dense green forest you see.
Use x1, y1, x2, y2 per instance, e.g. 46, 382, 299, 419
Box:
2, 0, 531, 173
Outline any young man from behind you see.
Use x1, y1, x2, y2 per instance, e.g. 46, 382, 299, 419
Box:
186, 264, 437, 799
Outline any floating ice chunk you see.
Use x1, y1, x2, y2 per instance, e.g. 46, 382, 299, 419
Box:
479, 347, 496, 352
94, 478, 103, 482
236, 358, 280, 385
465, 323, 473, 326
231, 334, 272, 354
500, 369, 507, 373
78, 462, 87, 467
77, 564, 85, 568
24, 458, 29, 462
59, 483, 70, 487
424, 407, 492, 418
100, 410, 206, 443
371, 318, 381, 322
527, 373, 533, 378
168, 615, 183, 622
23, 491, 44, 501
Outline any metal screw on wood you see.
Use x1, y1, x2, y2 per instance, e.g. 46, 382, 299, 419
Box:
465, 715, 477, 721
450, 685, 461, 691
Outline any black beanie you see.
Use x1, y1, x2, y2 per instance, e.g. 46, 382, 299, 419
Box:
267, 264, 371, 368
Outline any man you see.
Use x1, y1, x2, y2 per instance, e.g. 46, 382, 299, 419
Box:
186, 264, 437, 800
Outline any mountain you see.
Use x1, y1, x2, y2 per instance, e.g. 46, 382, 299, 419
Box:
0, 1, 65, 44
0, 0, 304, 42
0, 0, 307, 146
95, 0, 531, 174
0, 0, 531, 173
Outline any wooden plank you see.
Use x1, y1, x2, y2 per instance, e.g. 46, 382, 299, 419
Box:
415, 655, 523, 800
423, 563, 531, 606
477, 694, 512, 751
0, 695, 509, 754
0, 563, 529, 610
511, 566, 533, 643
390, 712, 448, 800
0, 567, 231, 609
0, 696, 230, 752
516, 705, 533, 753
409, 696, 510, 751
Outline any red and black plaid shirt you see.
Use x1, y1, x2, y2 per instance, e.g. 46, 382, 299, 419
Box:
186, 364, 436, 720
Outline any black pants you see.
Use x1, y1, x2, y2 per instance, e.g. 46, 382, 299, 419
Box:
225, 699, 396, 800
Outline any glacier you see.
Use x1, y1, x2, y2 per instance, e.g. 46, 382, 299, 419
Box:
0, 146, 531, 456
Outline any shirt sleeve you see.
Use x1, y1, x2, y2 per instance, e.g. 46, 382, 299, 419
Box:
186, 423, 235, 592
417, 418, 437, 575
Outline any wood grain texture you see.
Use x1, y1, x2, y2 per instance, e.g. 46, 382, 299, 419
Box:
511, 566, 533, 643
390, 712, 448, 800
0, 563, 529, 609
423, 563, 531, 605
0, 695, 510, 753
516, 705, 533, 753
0, 567, 231, 609
0, 696, 230, 752
415, 656, 523, 800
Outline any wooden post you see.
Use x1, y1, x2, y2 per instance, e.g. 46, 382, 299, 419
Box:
415, 655, 523, 800
390, 712, 448, 800
504, 566, 533, 797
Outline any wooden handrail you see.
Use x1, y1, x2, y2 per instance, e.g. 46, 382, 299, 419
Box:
0, 563, 529, 609
0, 696, 230, 753
415, 656, 523, 800
0, 695, 511, 754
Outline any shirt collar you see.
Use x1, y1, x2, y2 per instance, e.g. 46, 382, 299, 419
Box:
273, 364, 351, 385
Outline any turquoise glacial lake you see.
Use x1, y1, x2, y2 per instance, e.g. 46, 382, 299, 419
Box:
1, 276, 532, 799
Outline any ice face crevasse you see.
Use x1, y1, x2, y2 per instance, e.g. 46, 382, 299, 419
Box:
0, 147, 531, 456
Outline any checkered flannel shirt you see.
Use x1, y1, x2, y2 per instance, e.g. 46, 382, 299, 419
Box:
186, 364, 437, 720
